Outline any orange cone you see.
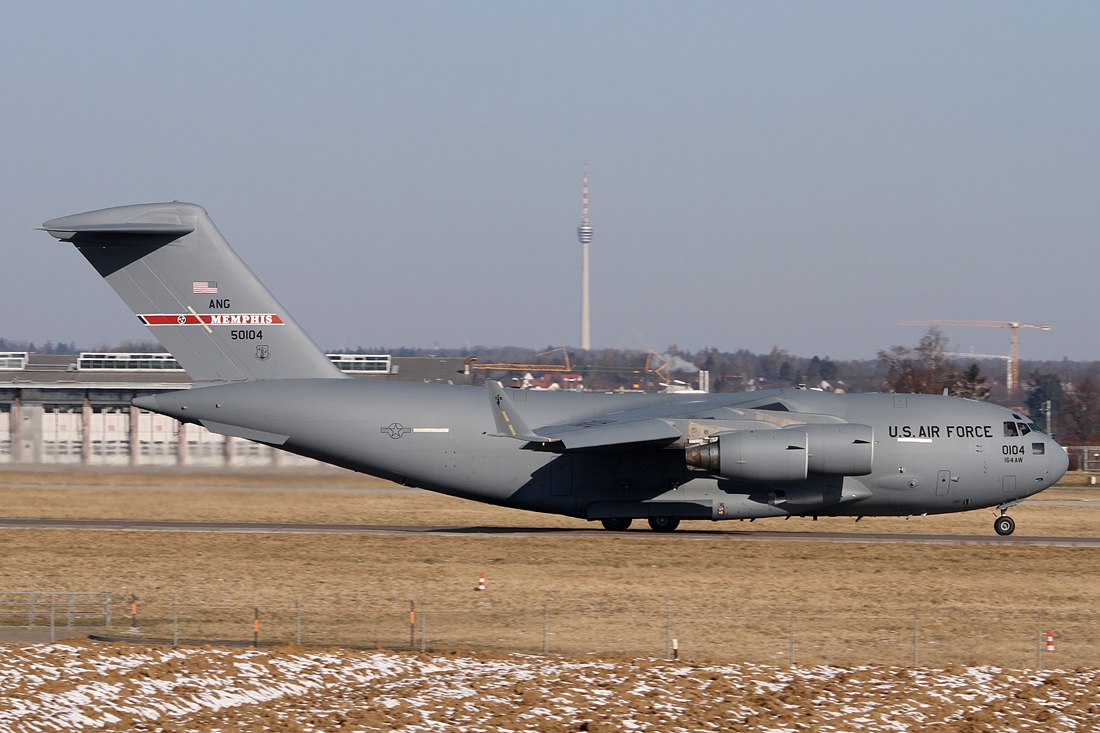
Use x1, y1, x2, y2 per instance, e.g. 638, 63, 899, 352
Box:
475, 573, 486, 591
1046, 630, 1056, 653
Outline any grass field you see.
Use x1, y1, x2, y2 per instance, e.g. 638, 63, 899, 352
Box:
0, 468, 1098, 668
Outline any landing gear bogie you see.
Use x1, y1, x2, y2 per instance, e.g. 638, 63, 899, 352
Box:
601, 517, 632, 531
994, 515, 1015, 536
648, 516, 680, 533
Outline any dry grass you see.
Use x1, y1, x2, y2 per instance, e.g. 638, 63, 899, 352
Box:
1, 468, 1098, 534
0, 468, 1098, 667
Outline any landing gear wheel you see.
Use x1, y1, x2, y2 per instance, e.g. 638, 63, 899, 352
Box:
994, 515, 1015, 536
601, 517, 632, 531
648, 516, 680, 533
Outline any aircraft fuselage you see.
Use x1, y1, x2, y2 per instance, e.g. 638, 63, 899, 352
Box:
135, 381, 1067, 526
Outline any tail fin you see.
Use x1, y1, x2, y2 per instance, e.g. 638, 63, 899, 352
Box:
41, 202, 345, 383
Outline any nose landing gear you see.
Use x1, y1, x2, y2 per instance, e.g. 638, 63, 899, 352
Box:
994, 499, 1022, 536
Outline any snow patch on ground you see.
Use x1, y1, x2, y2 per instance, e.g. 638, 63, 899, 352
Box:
0, 641, 1095, 731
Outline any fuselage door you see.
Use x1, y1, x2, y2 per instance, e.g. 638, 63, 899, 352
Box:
1002, 475, 1016, 493
936, 470, 950, 496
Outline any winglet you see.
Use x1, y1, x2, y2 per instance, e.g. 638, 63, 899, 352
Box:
486, 380, 555, 443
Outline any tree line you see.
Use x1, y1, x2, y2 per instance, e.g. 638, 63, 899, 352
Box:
8, 331, 1100, 442
346, 330, 1100, 442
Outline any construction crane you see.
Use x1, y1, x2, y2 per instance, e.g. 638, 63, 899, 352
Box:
898, 321, 1051, 395
469, 347, 573, 374
641, 350, 671, 387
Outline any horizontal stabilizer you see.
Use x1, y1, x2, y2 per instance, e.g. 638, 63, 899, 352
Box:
38, 222, 196, 239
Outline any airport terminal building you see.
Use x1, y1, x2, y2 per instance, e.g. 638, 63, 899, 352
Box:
0, 352, 472, 468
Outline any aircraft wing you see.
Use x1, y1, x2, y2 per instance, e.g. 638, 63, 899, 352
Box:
484, 383, 852, 452
486, 380, 683, 450
536, 416, 684, 450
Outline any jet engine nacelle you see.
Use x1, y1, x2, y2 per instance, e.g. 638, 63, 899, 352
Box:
684, 423, 874, 481
801, 423, 874, 476
685, 429, 809, 482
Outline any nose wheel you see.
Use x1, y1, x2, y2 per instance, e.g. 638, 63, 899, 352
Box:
994, 515, 1015, 536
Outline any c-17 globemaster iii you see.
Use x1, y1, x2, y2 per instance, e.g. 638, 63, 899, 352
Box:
40, 202, 1068, 536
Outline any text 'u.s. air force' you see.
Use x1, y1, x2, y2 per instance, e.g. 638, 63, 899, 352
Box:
889, 425, 994, 439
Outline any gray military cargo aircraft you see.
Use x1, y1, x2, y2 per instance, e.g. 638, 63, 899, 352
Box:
40, 202, 1068, 536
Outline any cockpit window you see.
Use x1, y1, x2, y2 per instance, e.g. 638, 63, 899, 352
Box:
1017, 422, 1031, 436
1027, 422, 1043, 434
1004, 421, 1019, 437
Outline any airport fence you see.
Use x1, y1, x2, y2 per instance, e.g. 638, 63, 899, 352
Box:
1066, 445, 1100, 472
7, 594, 1100, 669
0, 592, 111, 628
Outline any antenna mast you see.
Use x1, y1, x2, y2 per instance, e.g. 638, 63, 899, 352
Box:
577, 163, 593, 350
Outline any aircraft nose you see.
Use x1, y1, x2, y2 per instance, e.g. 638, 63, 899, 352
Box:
1052, 441, 1070, 481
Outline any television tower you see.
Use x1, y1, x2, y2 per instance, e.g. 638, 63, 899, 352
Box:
577, 163, 593, 350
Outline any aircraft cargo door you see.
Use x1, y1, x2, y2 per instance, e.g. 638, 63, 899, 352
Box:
550, 457, 573, 496
936, 470, 950, 496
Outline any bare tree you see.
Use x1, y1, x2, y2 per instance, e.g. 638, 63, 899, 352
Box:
91, 339, 166, 353
1058, 376, 1100, 442
878, 328, 957, 394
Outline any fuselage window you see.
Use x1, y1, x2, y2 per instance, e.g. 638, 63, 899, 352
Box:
1032, 443, 1045, 455
1004, 421, 1019, 437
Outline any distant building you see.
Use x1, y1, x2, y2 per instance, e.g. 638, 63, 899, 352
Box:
514, 372, 584, 391
0, 351, 472, 468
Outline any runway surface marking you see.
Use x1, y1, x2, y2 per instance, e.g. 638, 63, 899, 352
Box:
0, 517, 1097, 547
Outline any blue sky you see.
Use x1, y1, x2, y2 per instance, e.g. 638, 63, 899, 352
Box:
3, 2, 1098, 360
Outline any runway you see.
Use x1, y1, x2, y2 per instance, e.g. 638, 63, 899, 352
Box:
1, 516, 1098, 547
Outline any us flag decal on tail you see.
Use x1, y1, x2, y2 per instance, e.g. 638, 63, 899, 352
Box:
193, 281, 218, 294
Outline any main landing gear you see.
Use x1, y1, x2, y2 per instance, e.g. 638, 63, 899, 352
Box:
600, 516, 682, 532
648, 516, 680, 533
